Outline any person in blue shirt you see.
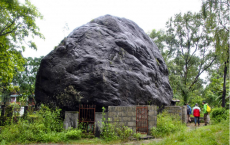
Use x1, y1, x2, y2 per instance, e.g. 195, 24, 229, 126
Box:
186, 103, 192, 123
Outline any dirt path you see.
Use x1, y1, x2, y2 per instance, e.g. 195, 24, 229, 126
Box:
113, 138, 162, 145
186, 122, 206, 131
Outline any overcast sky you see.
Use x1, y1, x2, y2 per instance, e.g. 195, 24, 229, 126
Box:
22, 0, 202, 58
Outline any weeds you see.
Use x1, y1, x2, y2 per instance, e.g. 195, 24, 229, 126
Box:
0, 104, 82, 144
151, 111, 186, 137
100, 107, 135, 142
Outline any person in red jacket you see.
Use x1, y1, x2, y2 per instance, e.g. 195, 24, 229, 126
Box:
192, 103, 201, 126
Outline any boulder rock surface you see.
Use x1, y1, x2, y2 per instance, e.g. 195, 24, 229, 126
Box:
35, 15, 173, 111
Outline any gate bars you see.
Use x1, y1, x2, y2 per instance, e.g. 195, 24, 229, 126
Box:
136, 106, 148, 134
79, 104, 96, 134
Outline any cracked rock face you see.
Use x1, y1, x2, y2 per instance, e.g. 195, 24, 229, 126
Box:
35, 15, 173, 111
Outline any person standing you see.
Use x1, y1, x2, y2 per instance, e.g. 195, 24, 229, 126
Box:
186, 103, 192, 123
202, 101, 208, 126
192, 103, 201, 126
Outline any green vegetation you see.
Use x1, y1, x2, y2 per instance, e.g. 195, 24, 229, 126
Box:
100, 107, 139, 142
0, 0, 228, 144
0, 105, 82, 144
148, 115, 229, 145
151, 111, 186, 138
0, 0, 44, 87
210, 107, 229, 123
149, 11, 216, 104
149, 11, 229, 108
202, 0, 229, 108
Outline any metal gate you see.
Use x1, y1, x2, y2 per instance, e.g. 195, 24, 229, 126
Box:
79, 104, 96, 134
136, 106, 148, 134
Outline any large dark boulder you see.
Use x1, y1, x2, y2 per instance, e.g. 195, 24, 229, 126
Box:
35, 15, 173, 111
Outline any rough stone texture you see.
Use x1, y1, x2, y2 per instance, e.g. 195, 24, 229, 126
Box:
35, 15, 173, 111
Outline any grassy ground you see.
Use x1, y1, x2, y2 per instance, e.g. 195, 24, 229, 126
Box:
148, 120, 229, 145
2, 122, 226, 145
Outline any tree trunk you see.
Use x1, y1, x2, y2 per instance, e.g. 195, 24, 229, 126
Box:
221, 61, 227, 107
182, 90, 188, 104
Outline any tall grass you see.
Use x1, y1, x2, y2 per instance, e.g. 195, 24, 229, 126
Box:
151, 111, 186, 137
149, 118, 229, 145
149, 109, 229, 145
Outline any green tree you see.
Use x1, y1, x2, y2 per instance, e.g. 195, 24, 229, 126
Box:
204, 72, 229, 107
12, 56, 43, 103
202, 0, 229, 107
154, 12, 216, 103
149, 29, 180, 99
0, 0, 44, 86
149, 29, 174, 63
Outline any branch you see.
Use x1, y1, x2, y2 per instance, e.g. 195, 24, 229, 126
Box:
0, 17, 20, 36
188, 56, 216, 90
219, 19, 229, 32
187, 32, 202, 65
208, 0, 230, 7
187, 43, 198, 68
0, 23, 20, 36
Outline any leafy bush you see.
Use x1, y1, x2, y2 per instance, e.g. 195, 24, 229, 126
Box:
0, 104, 82, 144
36, 104, 64, 132
133, 133, 141, 140
151, 111, 186, 137
65, 129, 82, 139
210, 107, 229, 123
116, 126, 133, 141
101, 122, 133, 141
100, 113, 119, 141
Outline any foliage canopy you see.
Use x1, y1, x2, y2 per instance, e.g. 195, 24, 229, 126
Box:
0, 0, 44, 85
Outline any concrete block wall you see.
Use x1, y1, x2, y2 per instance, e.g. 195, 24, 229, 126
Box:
64, 105, 158, 135
63, 111, 78, 129
95, 112, 107, 137
165, 106, 187, 124
108, 105, 157, 134
164, 106, 182, 121
147, 105, 157, 134
108, 106, 136, 132
182, 106, 187, 123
